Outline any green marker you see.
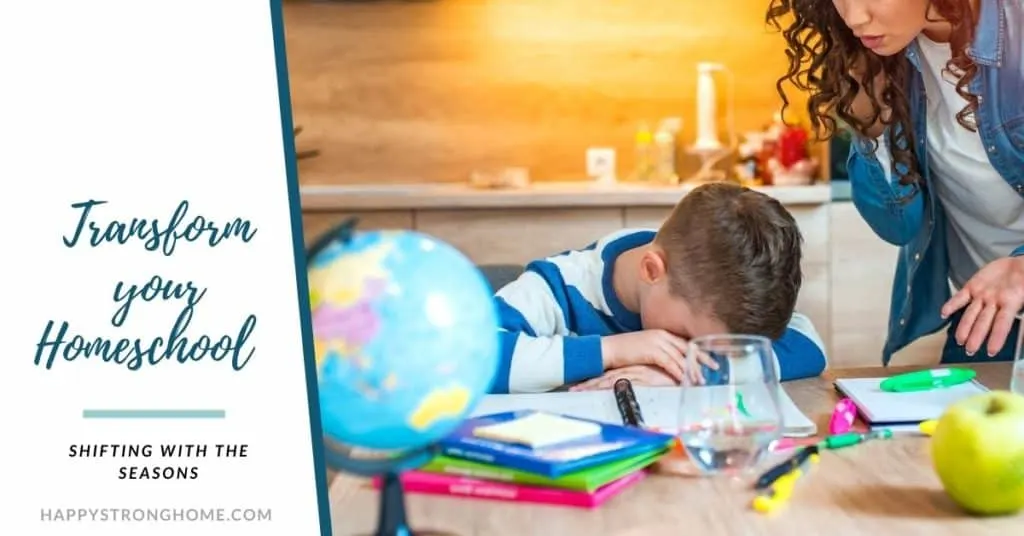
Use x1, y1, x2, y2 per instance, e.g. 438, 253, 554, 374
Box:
880, 367, 976, 393
820, 429, 893, 450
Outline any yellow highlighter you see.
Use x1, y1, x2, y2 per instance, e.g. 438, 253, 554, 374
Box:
752, 453, 820, 514
919, 419, 938, 436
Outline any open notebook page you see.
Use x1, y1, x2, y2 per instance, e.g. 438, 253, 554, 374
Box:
834, 377, 989, 425
470, 385, 817, 438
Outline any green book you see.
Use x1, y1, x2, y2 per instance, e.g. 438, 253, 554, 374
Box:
419, 447, 668, 492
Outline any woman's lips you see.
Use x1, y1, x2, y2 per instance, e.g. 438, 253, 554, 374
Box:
860, 35, 884, 49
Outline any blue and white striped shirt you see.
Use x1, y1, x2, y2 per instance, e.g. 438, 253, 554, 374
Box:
492, 229, 828, 394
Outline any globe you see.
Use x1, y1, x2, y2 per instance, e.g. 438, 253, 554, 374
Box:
307, 219, 500, 459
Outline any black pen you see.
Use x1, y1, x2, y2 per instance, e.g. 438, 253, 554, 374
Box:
753, 445, 819, 490
614, 378, 645, 427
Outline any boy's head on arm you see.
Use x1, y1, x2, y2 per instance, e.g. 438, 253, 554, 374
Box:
636, 182, 803, 340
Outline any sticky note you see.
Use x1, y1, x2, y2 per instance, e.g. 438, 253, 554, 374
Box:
472, 412, 602, 448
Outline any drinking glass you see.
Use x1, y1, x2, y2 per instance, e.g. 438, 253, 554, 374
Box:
1010, 314, 1024, 395
677, 334, 783, 477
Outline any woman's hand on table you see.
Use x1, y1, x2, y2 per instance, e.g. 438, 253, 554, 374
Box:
941, 255, 1024, 357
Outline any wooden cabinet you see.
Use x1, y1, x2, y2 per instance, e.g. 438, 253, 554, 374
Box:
299, 200, 955, 369
828, 202, 944, 368
306, 203, 840, 363
416, 208, 622, 265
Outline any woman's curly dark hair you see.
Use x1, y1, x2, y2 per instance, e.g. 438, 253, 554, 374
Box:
766, 0, 979, 197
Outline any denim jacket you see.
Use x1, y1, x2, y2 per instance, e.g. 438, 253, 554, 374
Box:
847, 0, 1024, 366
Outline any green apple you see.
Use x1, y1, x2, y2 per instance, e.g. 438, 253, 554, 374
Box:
931, 390, 1024, 516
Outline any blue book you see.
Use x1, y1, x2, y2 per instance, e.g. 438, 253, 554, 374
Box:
437, 411, 676, 478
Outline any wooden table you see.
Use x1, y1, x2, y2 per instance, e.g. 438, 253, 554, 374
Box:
328, 363, 1023, 535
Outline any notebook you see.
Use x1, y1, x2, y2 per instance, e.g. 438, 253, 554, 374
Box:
470, 385, 817, 437
439, 411, 676, 478
420, 448, 666, 492
833, 377, 990, 432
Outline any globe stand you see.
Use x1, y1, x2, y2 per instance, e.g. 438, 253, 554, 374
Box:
370, 471, 454, 536
307, 216, 358, 260
375, 471, 411, 536
324, 440, 457, 536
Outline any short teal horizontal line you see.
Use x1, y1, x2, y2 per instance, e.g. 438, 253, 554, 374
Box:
82, 409, 225, 419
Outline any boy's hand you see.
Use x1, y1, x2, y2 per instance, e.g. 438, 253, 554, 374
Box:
600, 330, 719, 384
570, 365, 676, 391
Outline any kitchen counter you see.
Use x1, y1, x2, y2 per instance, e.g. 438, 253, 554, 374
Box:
300, 181, 832, 211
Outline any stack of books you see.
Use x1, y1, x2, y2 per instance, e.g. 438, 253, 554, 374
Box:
373, 410, 675, 509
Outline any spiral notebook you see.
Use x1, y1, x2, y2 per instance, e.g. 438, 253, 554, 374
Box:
471, 385, 817, 437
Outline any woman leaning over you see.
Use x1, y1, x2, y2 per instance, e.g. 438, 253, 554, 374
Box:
767, 0, 1024, 365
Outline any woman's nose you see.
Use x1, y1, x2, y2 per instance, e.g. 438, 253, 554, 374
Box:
834, 0, 872, 29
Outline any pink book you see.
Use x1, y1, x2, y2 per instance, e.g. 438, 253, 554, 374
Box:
371, 469, 646, 509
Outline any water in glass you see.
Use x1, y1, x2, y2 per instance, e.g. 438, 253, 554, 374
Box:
677, 334, 782, 476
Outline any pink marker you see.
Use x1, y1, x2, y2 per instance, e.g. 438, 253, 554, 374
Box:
772, 437, 819, 452
829, 398, 858, 435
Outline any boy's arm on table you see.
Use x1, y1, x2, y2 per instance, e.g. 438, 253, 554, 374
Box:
772, 312, 828, 381
490, 269, 603, 394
